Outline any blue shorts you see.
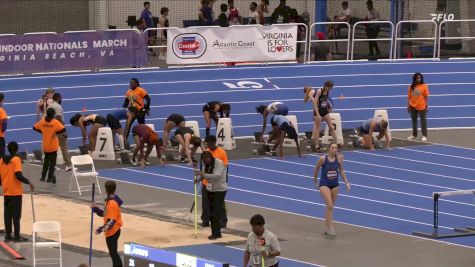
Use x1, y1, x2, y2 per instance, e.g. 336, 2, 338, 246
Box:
275, 105, 289, 116
319, 183, 339, 189
359, 126, 369, 135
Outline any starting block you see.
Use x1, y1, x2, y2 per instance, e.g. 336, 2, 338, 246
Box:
33, 150, 43, 162
116, 151, 131, 164
304, 131, 326, 152
216, 118, 236, 150
322, 113, 344, 145
17, 152, 27, 161
182, 120, 203, 154
251, 132, 275, 155
373, 109, 392, 141
185, 121, 200, 137
347, 129, 362, 148
56, 149, 64, 165
92, 127, 116, 161
78, 145, 89, 155
124, 142, 131, 151
162, 137, 181, 162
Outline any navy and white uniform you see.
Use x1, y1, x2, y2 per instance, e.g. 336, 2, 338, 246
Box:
202, 101, 222, 113
271, 115, 298, 140
106, 109, 128, 130
267, 102, 289, 126
314, 88, 333, 117
267, 102, 289, 116
359, 119, 381, 135
202, 101, 229, 118
319, 155, 340, 189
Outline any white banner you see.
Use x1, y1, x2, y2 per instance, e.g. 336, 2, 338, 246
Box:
167, 25, 298, 64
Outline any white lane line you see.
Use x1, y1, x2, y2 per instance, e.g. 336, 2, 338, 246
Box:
5, 71, 475, 93
171, 164, 475, 218
98, 172, 475, 251
2, 60, 475, 81
120, 168, 454, 229
230, 161, 462, 190
353, 151, 475, 172
397, 147, 475, 161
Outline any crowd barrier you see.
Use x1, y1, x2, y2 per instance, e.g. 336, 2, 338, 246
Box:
1, 20, 474, 75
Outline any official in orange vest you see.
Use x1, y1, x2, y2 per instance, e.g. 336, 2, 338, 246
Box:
122, 78, 150, 125
92, 180, 123, 267
0, 141, 35, 242
33, 108, 66, 184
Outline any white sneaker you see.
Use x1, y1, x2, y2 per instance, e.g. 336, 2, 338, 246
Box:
131, 159, 138, 166
421, 136, 428, 142
323, 229, 336, 239
407, 135, 416, 141
144, 160, 151, 166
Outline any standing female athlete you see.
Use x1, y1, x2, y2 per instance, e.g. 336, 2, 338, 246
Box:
202, 101, 230, 138
313, 143, 350, 238
304, 81, 337, 151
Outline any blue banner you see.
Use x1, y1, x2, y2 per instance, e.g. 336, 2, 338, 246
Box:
0, 30, 148, 74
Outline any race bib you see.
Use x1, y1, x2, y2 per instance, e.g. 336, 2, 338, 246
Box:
320, 101, 328, 108
327, 167, 338, 179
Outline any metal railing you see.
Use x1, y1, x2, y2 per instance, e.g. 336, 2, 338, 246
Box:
23, 32, 57, 35
2, 19, 475, 76
351, 21, 394, 61
438, 19, 475, 59
394, 20, 438, 61
308, 22, 351, 62
144, 27, 178, 50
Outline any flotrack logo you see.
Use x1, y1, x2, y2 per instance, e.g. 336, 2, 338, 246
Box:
430, 13, 455, 22
172, 33, 207, 59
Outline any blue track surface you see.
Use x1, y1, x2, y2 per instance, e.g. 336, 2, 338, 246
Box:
2, 60, 475, 151
99, 144, 475, 249
3, 61, 475, 264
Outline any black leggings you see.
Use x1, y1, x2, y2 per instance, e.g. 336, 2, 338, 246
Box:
106, 229, 123, 267
201, 186, 227, 225
410, 107, 428, 137
209, 191, 226, 237
0, 137, 5, 158
42, 151, 57, 182
4, 195, 22, 238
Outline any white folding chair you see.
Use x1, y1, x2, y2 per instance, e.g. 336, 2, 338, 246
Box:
32, 221, 62, 267
69, 155, 101, 195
